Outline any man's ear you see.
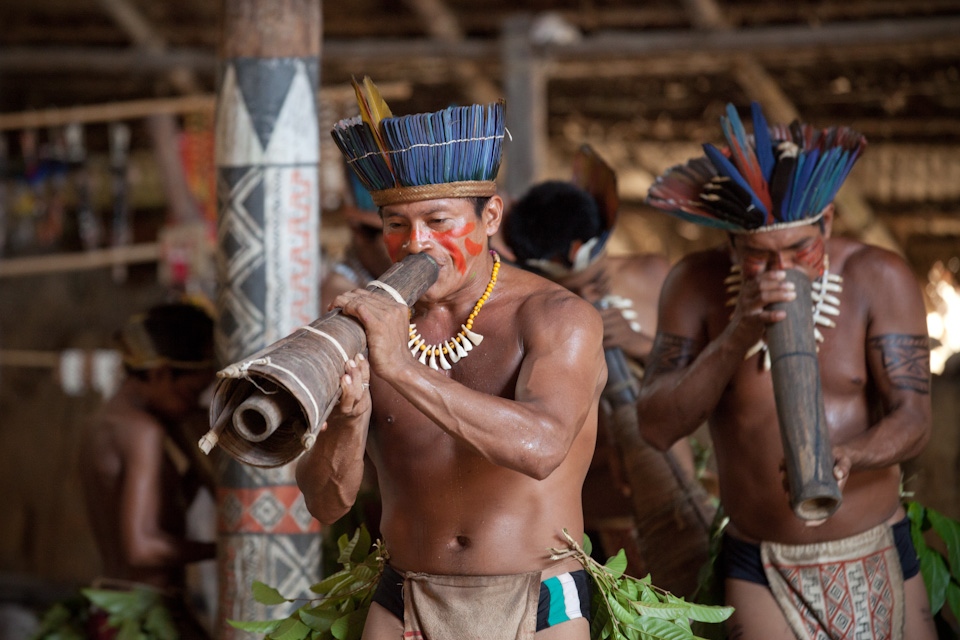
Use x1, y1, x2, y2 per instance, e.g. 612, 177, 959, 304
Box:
821, 203, 835, 239
483, 195, 504, 236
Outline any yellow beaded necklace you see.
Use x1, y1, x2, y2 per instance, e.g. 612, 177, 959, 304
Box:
408, 251, 500, 371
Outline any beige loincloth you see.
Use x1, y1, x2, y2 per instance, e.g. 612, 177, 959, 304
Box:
401, 570, 542, 640
761, 523, 905, 640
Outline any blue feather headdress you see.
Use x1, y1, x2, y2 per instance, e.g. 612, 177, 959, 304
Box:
647, 102, 867, 233
331, 77, 506, 207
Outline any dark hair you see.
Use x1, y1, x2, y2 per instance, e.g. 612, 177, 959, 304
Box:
503, 181, 603, 262
120, 303, 214, 377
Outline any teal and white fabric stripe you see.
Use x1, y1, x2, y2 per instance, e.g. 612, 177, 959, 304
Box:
537, 569, 591, 631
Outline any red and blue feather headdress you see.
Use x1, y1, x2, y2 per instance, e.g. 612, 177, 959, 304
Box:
647, 102, 867, 233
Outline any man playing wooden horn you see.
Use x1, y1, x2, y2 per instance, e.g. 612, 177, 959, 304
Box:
638, 103, 935, 639
296, 81, 606, 640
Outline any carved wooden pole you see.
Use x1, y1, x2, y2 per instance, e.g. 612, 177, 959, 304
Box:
215, 1, 321, 636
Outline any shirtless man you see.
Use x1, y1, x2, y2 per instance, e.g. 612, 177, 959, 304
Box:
638, 103, 935, 639
503, 180, 668, 366
80, 303, 216, 634
298, 97, 606, 639
502, 179, 712, 596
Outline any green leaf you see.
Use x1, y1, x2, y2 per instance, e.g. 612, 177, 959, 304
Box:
330, 609, 368, 640
601, 618, 613, 640
629, 601, 689, 620
608, 597, 637, 625
907, 502, 929, 554
81, 589, 153, 618
350, 564, 377, 586
622, 579, 639, 601
270, 617, 311, 640
253, 581, 289, 606
919, 547, 949, 614
627, 615, 695, 640
590, 601, 610, 639
350, 526, 371, 564
39, 603, 73, 630
227, 619, 283, 634
946, 580, 960, 623
928, 508, 960, 577
309, 571, 354, 596
299, 608, 339, 633
143, 604, 177, 640
605, 549, 628, 579
338, 529, 362, 566
682, 602, 735, 624
115, 619, 141, 640
583, 533, 594, 558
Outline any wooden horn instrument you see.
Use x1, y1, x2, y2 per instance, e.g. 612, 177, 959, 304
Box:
767, 268, 842, 521
200, 253, 440, 467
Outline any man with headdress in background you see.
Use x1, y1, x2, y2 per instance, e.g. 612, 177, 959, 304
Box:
637, 103, 935, 639
321, 170, 393, 310
296, 80, 605, 639
79, 302, 217, 639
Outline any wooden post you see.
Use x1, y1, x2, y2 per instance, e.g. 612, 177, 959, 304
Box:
501, 16, 547, 199
215, 0, 322, 636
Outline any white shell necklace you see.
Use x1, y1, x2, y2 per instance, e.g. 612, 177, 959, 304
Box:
725, 256, 843, 370
407, 251, 500, 371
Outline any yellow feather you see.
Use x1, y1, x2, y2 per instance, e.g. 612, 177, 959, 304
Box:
350, 76, 396, 182
363, 76, 393, 124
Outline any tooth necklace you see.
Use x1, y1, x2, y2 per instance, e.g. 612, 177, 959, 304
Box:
408, 250, 500, 371
725, 256, 843, 370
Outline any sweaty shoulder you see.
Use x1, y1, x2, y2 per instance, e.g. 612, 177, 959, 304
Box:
834, 237, 910, 283
831, 237, 923, 315
504, 264, 602, 342
661, 247, 729, 302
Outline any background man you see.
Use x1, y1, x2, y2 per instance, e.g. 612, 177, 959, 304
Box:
639, 102, 935, 639
502, 161, 712, 597
80, 302, 217, 639
297, 88, 606, 639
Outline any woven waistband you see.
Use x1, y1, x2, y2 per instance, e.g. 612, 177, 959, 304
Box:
371, 181, 497, 207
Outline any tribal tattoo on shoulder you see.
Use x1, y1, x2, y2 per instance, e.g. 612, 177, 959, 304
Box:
646, 333, 699, 378
868, 333, 931, 394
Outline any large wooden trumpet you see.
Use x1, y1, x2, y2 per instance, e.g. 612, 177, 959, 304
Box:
767, 269, 842, 520
599, 346, 714, 596
200, 253, 440, 467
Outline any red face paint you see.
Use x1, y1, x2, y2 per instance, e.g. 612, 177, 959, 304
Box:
795, 236, 825, 276
436, 222, 476, 274
742, 253, 767, 278
383, 231, 406, 262
464, 238, 483, 256
383, 221, 478, 274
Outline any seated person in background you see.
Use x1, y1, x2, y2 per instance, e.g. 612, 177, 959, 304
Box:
321, 170, 394, 310
79, 302, 217, 639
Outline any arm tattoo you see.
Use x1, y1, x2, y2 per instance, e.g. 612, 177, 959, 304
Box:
646, 333, 698, 378
868, 333, 930, 394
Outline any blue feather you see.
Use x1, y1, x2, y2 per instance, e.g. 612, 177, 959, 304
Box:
702, 143, 768, 216
751, 102, 775, 181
